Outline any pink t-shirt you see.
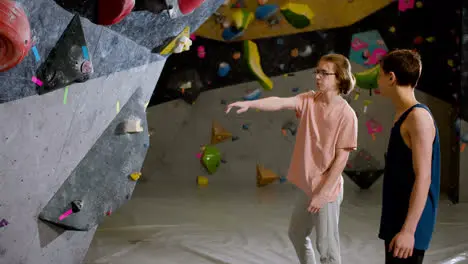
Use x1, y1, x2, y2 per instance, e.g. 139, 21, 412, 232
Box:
287, 91, 358, 202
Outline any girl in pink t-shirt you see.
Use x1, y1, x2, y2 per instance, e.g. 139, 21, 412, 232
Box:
226, 54, 358, 264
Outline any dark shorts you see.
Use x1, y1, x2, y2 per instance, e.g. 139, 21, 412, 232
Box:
385, 242, 425, 264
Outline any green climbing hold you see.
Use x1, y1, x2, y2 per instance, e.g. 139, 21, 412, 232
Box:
354, 65, 380, 90
202, 145, 221, 174
280, 3, 314, 29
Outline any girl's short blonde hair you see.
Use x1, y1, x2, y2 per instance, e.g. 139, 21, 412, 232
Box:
320, 54, 356, 95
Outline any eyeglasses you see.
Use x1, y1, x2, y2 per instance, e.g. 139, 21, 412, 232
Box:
314, 69, 336, 77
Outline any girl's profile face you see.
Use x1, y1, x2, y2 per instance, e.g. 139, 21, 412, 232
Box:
315, 61, 338, 92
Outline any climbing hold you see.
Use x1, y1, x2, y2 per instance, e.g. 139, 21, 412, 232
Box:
159, 26, 191, 55
426, 36, 435, 43
242, 124, 249, 130
344, 149, 383, 189
197, 176, 209, 186
173, 36, 192, 53
36, 15, 93, 94
398, 0, 415, 12
279, 64, 285, 70
276, 38, 284, 45
354, 65, 380, 90
178, 0, 205, 15
282, 121, 297, 136
363, 100, 372, 113
280, 3, 314, 29
389, 26, 396, 33
98, 0, 135, 26
416, 1, 423, 8
255, 4, 279, 20
201, 145, 221, 174
130, 172, 141, 181
349, 30, 388, 67
290, 48, 299, 57
244, 40, 273, 90
448, 59, 454, 67
0, 219, 8, 228
413, 36, 424, 45
292, 87, 299, 93
190, 34, 196, 41
298, 45, 313, 57
222, 26, 244, 41
71, 200, 84, 213
197, 46, 206, 58
243, 88, 262, 101
232, 135, 240, 141
256, 164, 283, 187
121, 118, 143, 133
0, 0, 32, 72
232, 9, 254, 31
218, 62, 231, 77
211, 120, 232, 144
232, 51, 241, 60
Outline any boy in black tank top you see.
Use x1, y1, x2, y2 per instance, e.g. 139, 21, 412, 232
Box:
376, 49, 441, 264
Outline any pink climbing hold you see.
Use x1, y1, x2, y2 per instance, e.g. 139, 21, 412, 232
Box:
364, 48, 387, 65
190, 34, 196, 41
196, 152, 202, 159
197, 46, 206, 58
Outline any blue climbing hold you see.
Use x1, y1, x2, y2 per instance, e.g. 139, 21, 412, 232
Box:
279, 177, 287, 183
255, 4, 279, 20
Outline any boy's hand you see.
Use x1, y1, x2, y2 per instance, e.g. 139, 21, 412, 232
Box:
226, 101, 250, 114
308, 195, 327, 213
389, 230, 415, 259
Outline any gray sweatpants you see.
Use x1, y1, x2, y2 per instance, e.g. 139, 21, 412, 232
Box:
288, 187, 343, 264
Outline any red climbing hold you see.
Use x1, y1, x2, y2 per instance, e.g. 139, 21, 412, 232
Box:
98, 0, 135, 26
0, 0, 31, 72
178, 0, 205, 14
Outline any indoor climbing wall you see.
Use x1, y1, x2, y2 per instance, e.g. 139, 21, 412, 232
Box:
151, 0, 463, 200
195, 0, 391, 41
0, 0, 222, 263
460, 2, 468, 202
142, 63, 453, 203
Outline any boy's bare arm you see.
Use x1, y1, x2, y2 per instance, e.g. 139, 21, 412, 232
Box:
225, 91, 315, 113
402, 108, 435, 234
317, 149, 350, 197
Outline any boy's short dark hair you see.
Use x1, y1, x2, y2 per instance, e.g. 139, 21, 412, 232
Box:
380, 49, 422, 88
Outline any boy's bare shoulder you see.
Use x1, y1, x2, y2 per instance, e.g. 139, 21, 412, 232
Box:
405, 107, 434, 132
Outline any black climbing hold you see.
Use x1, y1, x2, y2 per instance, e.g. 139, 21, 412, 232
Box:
71, 200, 83, 213
165, 68, 202, 104
344, 169, 384, 189
36, 14, 93, 95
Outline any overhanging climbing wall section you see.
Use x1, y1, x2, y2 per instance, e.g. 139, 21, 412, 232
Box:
39, 88, 149, 231
195, 0, 392, 41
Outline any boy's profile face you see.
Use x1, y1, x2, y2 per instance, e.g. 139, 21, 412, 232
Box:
378, 65, 395, 97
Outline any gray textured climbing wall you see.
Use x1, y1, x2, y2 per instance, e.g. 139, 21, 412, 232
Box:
0, 0, 222, 263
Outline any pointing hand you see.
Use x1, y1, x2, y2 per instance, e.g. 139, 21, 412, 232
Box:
226, 101, 250, 114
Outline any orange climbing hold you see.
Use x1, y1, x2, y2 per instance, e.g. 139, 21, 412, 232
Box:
211, 120, 232, 144
256, 164, 281, 187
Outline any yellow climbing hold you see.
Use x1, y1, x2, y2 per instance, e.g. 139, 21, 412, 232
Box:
389, 26, 396, 33
416, 1, 423, 8
244, 40, 273, 90
130, 172, 141, 181
197, 176, 209, 186
232, 9, 254, 31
